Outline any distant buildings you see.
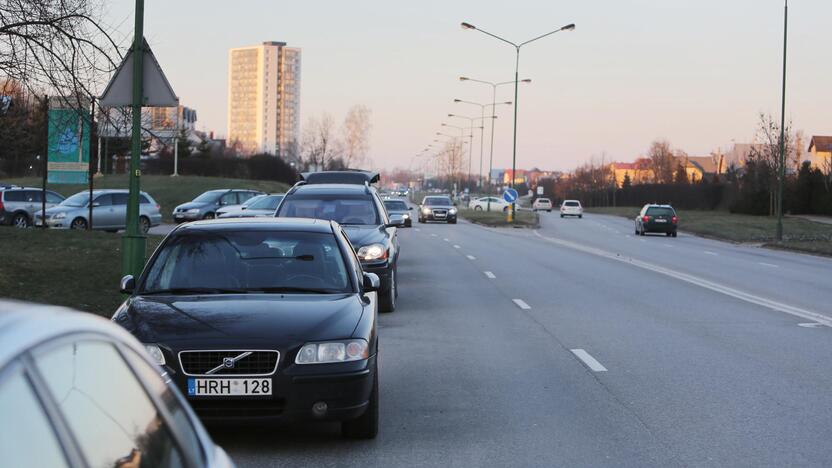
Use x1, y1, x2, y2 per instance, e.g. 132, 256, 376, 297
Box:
808, 136, 832, 170
227, 41, 301, 159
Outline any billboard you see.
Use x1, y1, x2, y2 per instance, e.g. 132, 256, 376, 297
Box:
47, 107, 90, 184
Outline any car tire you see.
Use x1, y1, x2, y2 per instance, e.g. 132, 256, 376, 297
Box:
560, 214, 564, 218
341, 363, 379, 439
202, 212, 215, 220
640, 227, 646, 236
12, 212, 30, 228
578, 214, 583, 219
672, 232, 678, 238
547, 210, 552, 213
448, 218, 457, 224
70, 217, 87, 230
139, 216, 151, 234
105, 229, 118, 233
379, 267, 396, 313
474, 206, 482, 211
666, 232, 672, 237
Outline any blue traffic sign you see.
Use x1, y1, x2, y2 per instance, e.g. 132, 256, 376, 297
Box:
503, 188, 519, 203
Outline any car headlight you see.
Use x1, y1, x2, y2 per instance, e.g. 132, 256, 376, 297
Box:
402, 214, 410, 219
449, 208, 457, 215
295, 339, 369, 364
357, 243, 387, 261
422, 207, 430, 215
186, 208, 200, 213
144, 344, 166, 365
52, 212, 66, 219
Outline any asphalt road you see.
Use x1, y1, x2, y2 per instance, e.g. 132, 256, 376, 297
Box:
212, 212, 832, 467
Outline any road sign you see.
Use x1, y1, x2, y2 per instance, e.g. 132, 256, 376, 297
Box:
47, 106, 90, 184
100, 38, 178, 107
503, 188, 518, 203
537, 186, 544, 195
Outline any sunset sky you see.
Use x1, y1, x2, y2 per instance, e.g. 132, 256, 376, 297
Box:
103, 0, 832, 172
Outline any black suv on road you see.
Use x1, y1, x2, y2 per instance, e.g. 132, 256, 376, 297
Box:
276, 174, 403, 312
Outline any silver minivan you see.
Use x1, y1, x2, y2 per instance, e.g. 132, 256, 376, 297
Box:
0, 187, 65, 228
36, 189, 162, 233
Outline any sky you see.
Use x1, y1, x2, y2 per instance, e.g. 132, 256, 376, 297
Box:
102, 0, 832, 172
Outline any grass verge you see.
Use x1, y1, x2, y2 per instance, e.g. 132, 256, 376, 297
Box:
460, 208, 539, 228
587, 206, 832, 256
4, 174, 290, 223
0, 229, 162, 316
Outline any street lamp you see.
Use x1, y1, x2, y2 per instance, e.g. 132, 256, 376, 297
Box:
453, 98, 511, 196
448, 113, 489, 192
462, 21, 575, 220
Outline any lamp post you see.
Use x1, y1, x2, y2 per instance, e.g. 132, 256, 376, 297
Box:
453, 98, 512, 198
775, 0, 788, 241
448, 113, 488, 194
462, 21, 574, 220
437, 129, 468, 194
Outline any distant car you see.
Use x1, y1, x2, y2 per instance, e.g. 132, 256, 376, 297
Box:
276, 179, 403, 312
533, 197, 553, 212
419, 196, 457, 223
635, 204, 678, 237
218, 193, 285, 219
215, 194, 267, 218
36, 189, 162, 233
469, 196, 510, 212
560, 200, 583, 218
0, 300, 233, 468
173, 189, 264, 223
383, 198, 413, 227
114, 218, 381, 439
0, 186, 65, 228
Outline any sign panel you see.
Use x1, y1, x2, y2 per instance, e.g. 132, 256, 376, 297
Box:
503, 188, 518, 203
99, 38, 178, 108
47, 107, 90, 184
537, 186, 544, 195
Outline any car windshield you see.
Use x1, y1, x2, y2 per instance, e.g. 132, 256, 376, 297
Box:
192, 191, 223, 203
60, 192, 90, 207
384, 200, 408, 211
277, 195, 379, 225
141, 231, 351, 294
424, 197, 451, 206
242, 195, 266, 207
249, 195, 283, 210
646, 207, 675, 216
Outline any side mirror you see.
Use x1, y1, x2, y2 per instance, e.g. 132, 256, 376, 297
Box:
408, 206, 413, 210
362, 273, 380, 292
241, 206, 247, 210
120, 275, 136, 294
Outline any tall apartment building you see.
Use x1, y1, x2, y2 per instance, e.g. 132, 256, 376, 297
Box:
227, 41, 301, 158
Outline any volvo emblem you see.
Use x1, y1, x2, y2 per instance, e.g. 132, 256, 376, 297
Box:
223, 357, 235, 369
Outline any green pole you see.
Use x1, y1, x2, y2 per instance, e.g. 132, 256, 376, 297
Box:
775, 0, 788, 241
122, 0, 146, 277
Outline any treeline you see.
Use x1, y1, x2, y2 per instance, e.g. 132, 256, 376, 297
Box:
142, 154, 298, 185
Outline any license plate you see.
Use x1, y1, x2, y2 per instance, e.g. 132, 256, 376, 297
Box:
187, 378, 272, 396
175, 214, 184, 219
655, 219, 667, 223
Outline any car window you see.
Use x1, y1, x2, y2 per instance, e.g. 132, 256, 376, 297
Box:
111, 193, 129, 206
142, 230, 351, 293
34, 340, 186, 468
140, 194, 151, 204
564, 201, 580, 207
248, 195, 282, 210
220, 192, 238, 205
46, 191, 64, 203
238, 191, 258, 203
122, 347, 204, 466
0, 367, 70, 468
61, 192, 90, 207
339, 228, 363, 284
278, 195, 380, 225
384, 200, 408, 211
24, 190, 43, 202
646, 207, 675, 216
3, 190, 25, 202
94, 194, 113, 206
424, 197, 452, 206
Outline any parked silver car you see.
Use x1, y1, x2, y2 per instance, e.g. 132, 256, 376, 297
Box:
0, 186, 65, 228
172, 189, 264, 223
214, 193, 267, 218
36, 189, 162, 233
0, 300, 234, 468
217, 193, 284, 218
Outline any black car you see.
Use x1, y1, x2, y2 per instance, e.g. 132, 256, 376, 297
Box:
383, 198, 413, 227
276, 182, 403, 312
418, 195, 458, 224
113, 218, 381, 439
635, 204, 678, 237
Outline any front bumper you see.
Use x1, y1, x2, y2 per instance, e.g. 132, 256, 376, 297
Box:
420, 210, 457, 222
173, 211, 203, 223
362, 261, 393, 291
34, 215, 70, 229
168, 355, 377, 424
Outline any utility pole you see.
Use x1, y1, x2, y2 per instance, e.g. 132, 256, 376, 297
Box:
775, 0, 788, 241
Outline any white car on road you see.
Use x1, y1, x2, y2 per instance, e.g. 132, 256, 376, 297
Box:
560, 200, 583, 218
469, 196, 510, 212
533, 197, 553, 212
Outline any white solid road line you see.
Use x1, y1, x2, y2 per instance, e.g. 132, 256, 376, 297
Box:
759, 262, 779, 268
484, 271, 496, 279
466, 255, 476, 260
704, 251, 718, 256
571, 349, 608, 372
512, 299, 531, 310
453, 245, 461, 249
533, 230, 832, 328
443, 238, 450, 242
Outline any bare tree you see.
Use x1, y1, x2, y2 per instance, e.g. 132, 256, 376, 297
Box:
301, 113, 339, 170
647, 139, 675, 184
339, 104, 371, 168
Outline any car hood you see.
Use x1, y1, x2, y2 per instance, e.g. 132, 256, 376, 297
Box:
219, 208, 274, 218
43, 205, 80, 215
216, 204, 243, 213
115, 294, 364, 346
342, 225, 388, 247
175, 201, 210, 211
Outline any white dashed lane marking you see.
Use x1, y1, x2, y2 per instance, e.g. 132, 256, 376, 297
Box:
571, 349, 608, 372
512, 299, 531, 310
704, 251, 718, 256
466, 255, 476, 260
484, 271, 496, 279
453, 245, 461, 249
759, 262, 779, 268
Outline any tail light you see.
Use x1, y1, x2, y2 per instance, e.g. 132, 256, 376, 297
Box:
0, 199, 4, 212
671, 216, 678, 224
156, 204, 161, 210
642, 215, 650, 223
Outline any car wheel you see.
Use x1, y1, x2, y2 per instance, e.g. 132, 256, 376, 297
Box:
12, 213, 29, 228
139, 216, 151, 234
640, 227, 646, 236
560, 214, 564, 218
202, 212, 215, 220
474, 206, 482, 211
104, 229, 118, 233
672, 232, 678, 238
379, 267, 396, 313
578, 214, 583, 219
666, 232, 672, 237
449, 219, 457, 224
70, 217, 88, 230
547, 210, 552, 213
341, 363, 379, 439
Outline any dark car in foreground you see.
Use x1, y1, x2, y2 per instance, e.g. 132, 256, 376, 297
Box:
276, 181, 403, 312
418, 195, 457, 224
383, 198, 413, 227
113, 218, 381, 439
0, 300, 233, 468
635, 204, 678, 237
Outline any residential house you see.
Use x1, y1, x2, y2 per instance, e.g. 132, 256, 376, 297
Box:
674, 155, 720, 182
610, 158, 653, 187
808, 136, 832, 171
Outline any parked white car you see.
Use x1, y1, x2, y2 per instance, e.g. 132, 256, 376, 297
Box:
560, 200, 583, 218
532, 197, 553, 212
469, 196, 510, 212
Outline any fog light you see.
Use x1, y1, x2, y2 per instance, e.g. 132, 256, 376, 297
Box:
312, 401, 328, 418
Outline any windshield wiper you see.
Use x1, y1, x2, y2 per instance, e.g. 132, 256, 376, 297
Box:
140, 287, 249, 295
245, 286, 340, 294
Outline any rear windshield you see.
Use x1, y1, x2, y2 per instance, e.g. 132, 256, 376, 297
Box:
277, 195, 379, 225
424, 197, 452, 206
384, 200, 408, 211
564, 201, 580, 207
646, 207, 675, 216
537, 198, 551, 203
